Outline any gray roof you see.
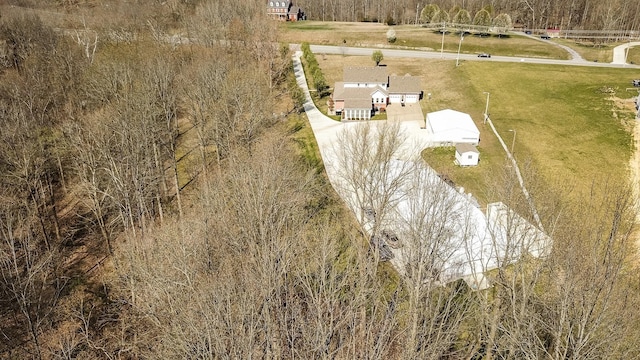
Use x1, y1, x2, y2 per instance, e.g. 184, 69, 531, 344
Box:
343, 66, 388, 84
455, 143, 479, 154
332, 82, 345, 100
342, 87, 376, 110
388, 75, 421, 94
344, 97, 372, 109
289, 5, 301, 14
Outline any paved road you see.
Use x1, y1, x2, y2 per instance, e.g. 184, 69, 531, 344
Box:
308, 44, 640, 69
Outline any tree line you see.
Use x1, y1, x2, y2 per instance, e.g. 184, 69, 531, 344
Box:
295, 0, 640, 32
0, 0, 639, 358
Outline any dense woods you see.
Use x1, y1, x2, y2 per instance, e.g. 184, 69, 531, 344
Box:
0, 0, 639, 358
296, 0, 640, 32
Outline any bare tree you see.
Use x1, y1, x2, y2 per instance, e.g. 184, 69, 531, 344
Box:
332, 122, 415, 242
0, 202, 66, 359
396, 162, 475, 359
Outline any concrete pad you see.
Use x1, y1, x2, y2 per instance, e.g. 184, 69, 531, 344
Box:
386, 103, 424, 123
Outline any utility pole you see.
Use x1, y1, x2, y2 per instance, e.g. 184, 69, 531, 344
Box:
440, 22, 445, 58
456, 32, 464, 66
509, 129, 517, 154
483, 92, 490, 123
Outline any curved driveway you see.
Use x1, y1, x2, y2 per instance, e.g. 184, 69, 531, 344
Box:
292, 51, 431, 169
292, 51, 547, 285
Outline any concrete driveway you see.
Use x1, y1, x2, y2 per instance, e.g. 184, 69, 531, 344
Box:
293, 51, 433, 162
612, 42, 640, 64
292, 51, 546, 287
386, 103, 424, 124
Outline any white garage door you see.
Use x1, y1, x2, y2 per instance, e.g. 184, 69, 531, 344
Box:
389, 94, 402, 103
405, 94, 419, 103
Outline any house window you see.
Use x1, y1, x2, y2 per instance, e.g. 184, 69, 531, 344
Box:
468, 155, 473, 159
270, 1, 273, 6
275, 1, 279, 6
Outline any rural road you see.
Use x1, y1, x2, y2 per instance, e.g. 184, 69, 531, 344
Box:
306, 44, 640, 69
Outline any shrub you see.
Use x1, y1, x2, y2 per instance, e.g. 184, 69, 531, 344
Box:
385, 14, 396, 26
386, 29, 396, 43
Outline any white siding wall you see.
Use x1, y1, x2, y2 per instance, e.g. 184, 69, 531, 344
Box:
456, 151, 479, 166
344, 82, 384, 88
426, 127, 480, 145
371, 90, 387, 106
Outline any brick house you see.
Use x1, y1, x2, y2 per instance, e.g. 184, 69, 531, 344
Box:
267, 1, 305, 21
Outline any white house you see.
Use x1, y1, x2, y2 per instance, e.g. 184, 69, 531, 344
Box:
331, 67, 422, 119
455, 143, 479, 166
426, 109, 480, 145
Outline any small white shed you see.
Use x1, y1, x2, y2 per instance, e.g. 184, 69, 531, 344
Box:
426, 109, 480, 145
455, 143, 479, 166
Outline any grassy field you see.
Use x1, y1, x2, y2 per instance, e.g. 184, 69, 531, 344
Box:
554, 38, 640, 64
555, 38, 616, 62
628, 47, 640, 65
315, 54, 637, 205
280, 21, 569, 59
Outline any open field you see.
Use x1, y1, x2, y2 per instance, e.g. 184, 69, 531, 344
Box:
315, 54, 637, 205
628, 47, 640, 65
281, 21, 570, 59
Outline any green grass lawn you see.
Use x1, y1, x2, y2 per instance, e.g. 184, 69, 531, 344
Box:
436, 61, 636, 204
316, 54, 637, 205
628, 47, 640, 65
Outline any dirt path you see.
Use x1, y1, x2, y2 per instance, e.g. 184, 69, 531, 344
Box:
608, 95, 640, 249
631, 119, 640, 210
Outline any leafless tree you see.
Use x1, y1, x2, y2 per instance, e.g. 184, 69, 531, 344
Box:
395, 162, 477, 358
0, 202, 66, 359
332, 122, 415, 245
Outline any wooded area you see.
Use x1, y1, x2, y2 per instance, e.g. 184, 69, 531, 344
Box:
0, 0, 640, 358
296, 0, 640, 32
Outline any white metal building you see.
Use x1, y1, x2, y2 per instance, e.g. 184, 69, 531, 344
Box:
426, 109, 480, 145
